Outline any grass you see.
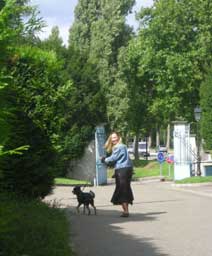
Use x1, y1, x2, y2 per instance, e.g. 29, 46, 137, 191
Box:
132, 160, 212, 184
107, 159, 174, 180
55, 177, 91, 186
133, 159, 174, 179
0, 193, 75, 256
56, 161, 212, 186
175, 176, 212, 184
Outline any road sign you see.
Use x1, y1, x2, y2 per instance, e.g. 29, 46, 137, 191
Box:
166, 155, 174, 164
157, 152, 165, 163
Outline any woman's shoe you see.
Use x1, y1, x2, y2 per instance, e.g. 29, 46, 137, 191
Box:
120, 212, 129, 217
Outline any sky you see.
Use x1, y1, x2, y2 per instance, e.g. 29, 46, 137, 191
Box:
30, 0, 153, 45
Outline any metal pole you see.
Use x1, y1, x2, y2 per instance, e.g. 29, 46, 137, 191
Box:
196, 122, 201, 176
160, 163, 162, 177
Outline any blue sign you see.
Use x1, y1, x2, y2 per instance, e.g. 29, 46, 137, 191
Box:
157, 152, 165, 163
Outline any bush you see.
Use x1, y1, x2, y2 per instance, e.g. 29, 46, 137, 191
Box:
0, 194, 74, 256
0, 103, 56, 199
200, 69, 212, 150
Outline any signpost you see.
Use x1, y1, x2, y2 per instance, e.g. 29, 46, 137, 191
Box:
166, 155, 174, 177
157, 152, 165, 180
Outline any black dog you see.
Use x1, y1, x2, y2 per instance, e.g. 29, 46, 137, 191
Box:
72, 186, 96, 215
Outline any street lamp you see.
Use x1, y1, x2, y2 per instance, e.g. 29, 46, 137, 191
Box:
194, 106, 202, 176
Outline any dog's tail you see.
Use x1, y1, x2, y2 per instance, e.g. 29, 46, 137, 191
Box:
89, 190, 95, 198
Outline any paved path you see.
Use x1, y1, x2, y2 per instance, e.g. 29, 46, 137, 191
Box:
45, 181, 212, 256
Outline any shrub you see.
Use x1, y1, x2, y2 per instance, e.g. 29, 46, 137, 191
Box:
0, 104, 56, 199
200, 69, 212, 150
0, 194, 74, 256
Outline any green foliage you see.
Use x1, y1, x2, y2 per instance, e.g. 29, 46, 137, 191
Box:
0, 0, 22, 55
10, 45, 62, 131
38, 26, 67, 62
0, 103, 56, 199
69, 0, 135, 132
0, 72, 10, 145
114, 41, 154, 135
200, 68, 212, 149
0, 194, 74, 256
0, 145, 29, 157
111, 0, 212, 141
134, 0, 202, 123
9, 44, 105, 176
0, 0, 43, 57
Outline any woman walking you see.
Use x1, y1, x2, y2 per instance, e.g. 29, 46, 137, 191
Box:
101, 132, 134, 217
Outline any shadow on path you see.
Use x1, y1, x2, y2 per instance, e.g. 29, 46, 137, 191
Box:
66, 206, 169, 256
84, 199, 180, 209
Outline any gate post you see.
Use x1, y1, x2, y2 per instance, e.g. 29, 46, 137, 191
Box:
173, 121, 192, 180
95, 125, 107, 185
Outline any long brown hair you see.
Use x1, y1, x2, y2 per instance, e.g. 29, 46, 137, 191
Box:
104, 132, 122, 153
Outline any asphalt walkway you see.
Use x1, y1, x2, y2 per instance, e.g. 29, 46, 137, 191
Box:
45, 181, 212, 256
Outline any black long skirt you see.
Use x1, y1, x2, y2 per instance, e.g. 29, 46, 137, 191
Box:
111, 167, 134, 205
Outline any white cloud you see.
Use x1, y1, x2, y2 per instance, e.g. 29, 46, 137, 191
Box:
30, 0, 78, 45
30, 0, 153, 46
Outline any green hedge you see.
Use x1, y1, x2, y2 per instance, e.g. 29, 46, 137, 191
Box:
0, 105, 56, 199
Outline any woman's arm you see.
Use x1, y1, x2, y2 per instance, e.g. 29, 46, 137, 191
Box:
104, 146, 122, 165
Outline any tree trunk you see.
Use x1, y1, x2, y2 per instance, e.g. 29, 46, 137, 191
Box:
148, 135, 152, 149
156, 126, 160, 147
166, 123, 170, 151
134, 132, 139, 161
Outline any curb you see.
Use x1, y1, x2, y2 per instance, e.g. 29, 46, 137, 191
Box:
171, 182, 212, 199
172, 182, 212, 187
172, 186, 212, 198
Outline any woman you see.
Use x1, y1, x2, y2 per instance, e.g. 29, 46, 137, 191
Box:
101, 132, 134, 217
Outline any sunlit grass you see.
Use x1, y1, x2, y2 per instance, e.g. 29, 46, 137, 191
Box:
176, 176, 212, 184
133, 160, 174, 179
54, 178, 91, 185
107, 160, 174, 179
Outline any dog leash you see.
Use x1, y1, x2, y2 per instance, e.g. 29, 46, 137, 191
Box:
81, 181, 91, 191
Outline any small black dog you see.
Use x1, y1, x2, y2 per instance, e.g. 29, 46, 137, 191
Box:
72, 186, 96, 215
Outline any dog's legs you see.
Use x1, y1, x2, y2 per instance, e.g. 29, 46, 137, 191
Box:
85, 205, 91, 215
83, 205, 86, 215
76, 203, 82, 214
90, 202, 97, 215
94, 206, 97, 215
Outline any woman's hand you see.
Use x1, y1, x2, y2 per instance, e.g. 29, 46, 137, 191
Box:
100, 156, 106, 163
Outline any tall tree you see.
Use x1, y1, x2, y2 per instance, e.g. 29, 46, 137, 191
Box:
39, 26, 66, 59
200, 68, 212, 150
109, 0, 212, 151
69, 0, 135, 130
116, 0, 212, 146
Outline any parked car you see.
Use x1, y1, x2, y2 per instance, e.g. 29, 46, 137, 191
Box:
138, 141, 150, 157
157, 145, 168, 153
127, 144, 134, 155
127, 141, 150, 157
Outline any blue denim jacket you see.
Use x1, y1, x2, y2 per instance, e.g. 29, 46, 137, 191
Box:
105, 143, 133, 170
